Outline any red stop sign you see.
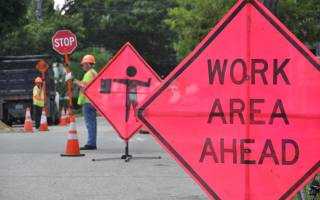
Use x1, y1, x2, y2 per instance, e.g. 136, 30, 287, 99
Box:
138, 0, 320, 199
52, 30, 77, 55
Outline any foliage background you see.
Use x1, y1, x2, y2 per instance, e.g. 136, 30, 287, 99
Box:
1, 0, 319, 76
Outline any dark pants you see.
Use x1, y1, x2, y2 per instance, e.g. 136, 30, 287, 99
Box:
33, 105, 42, 129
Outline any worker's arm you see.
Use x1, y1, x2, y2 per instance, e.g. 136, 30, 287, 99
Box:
74, 79, 86, 92
113, 79, 127, 84
135, 78, 151, 87
74, 70, 96, 92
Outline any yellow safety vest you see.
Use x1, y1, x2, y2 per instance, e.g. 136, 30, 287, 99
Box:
33, 85, 45, 107
77, 68, 97, 105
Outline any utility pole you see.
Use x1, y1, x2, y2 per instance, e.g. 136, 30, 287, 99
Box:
35, 0, 43, 21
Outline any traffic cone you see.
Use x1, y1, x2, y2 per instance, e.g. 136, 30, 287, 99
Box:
61, 117, 85, 157
59, 107, 67, 126
69, 113, 76, 124
39, 108, 49, 132
66, 108, 70, 124
23, 107, 33, 133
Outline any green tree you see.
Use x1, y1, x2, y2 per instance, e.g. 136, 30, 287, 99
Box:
166, 0, 320, 59
66, 0, 177, 77
0, 0, 84, 56
165, 0, 236, 59
262, 0, 279, 13
277, 0, 320, 49
0, 0, 29, 38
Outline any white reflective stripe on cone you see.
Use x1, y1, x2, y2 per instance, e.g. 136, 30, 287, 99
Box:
41, 115, 47, 123
69, 122, 76, 129
68, 133, 78, 140
26, 110, 31, 118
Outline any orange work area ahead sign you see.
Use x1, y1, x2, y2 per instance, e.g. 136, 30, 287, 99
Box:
138, 0, 320, 199
85, 42, 161, 141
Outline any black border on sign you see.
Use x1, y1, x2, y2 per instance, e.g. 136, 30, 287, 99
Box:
138, 0, 320, 199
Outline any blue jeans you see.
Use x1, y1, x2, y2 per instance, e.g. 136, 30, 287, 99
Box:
83, 103, 97, 146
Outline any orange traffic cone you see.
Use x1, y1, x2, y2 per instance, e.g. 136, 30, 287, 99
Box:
61, 117, 85, 157
65, 108, 70, 124
59, 107, 67, 126
39, 108, 49, 131
23, 107, 33, 133
69, 114, 76, 124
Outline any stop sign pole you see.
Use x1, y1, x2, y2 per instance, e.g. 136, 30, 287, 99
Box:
35, 60, 49, 114
51, 30, 78, 112
63, 54, 73, 111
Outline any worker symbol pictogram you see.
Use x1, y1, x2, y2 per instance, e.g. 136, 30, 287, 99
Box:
85, 42, 160, 140
101, 66, 151, 122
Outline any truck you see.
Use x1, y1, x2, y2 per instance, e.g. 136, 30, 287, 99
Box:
0, 55, 58, 126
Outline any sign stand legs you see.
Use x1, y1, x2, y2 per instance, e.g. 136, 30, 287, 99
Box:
92, 140, 161, 163
120, 141, 133, 162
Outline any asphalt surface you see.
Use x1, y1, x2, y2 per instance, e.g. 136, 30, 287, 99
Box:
0, 117, 206, 200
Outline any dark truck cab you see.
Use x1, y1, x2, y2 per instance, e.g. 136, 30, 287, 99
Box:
0, 55, 58, 126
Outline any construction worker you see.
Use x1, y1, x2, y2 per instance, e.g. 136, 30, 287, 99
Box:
33, 77, 45, 129
74, 55, 98, 150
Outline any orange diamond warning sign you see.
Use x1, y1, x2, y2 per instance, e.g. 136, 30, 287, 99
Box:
138, 0, 320, 199
85, 42, 161, 140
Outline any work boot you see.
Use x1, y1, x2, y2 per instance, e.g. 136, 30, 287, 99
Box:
80, 145, 97, 150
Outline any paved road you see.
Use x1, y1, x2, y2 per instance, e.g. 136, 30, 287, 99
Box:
0, 117, 206, 200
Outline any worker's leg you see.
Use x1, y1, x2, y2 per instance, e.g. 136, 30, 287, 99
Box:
33, 105, 42, 129
83, 103, 97, 147
32, 105, 36, 123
